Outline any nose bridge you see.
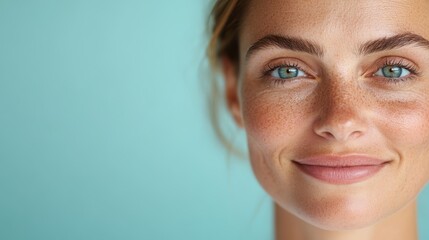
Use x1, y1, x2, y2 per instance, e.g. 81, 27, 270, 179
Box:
323, 80, 359, 119
313, 76, 367, 141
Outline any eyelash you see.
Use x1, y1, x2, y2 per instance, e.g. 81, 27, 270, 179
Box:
373, 59, 420, 83
262, 61, 307, 85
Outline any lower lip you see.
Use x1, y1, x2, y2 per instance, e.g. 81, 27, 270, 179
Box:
293, 162, 387, 184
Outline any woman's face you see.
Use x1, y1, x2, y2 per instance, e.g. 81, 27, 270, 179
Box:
225, 0, 429, 230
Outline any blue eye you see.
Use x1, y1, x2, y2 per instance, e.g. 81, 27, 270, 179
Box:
271, 66, 305, 79
374, 65, 411, 78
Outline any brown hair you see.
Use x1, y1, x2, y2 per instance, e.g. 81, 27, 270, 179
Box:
206, 0, 249, 155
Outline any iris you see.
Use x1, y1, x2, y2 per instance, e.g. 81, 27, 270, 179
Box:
382, 66, 403, 78
274, 67, 300, 79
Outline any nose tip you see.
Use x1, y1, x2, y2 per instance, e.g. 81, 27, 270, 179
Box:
312, 91, 368, 142
314, 118, 365, 141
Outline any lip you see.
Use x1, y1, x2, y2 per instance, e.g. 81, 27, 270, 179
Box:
292, 155, 390, 184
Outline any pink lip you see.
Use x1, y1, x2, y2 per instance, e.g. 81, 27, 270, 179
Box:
292, 155, 390, 184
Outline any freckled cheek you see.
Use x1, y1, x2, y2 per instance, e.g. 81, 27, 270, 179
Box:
379, 103, 429, 147
376, 101, 429, 180
241, 95, 309, 152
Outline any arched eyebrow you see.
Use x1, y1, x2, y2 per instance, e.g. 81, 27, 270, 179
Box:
246, 35, 324, 60
358, 32, 429, 55
245, 32, 429, 60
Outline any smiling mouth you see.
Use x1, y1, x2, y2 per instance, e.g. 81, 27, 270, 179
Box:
292, 155, 391, 185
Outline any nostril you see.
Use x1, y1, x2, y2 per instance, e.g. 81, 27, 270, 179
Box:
315, 126, 365, 141
319, 131, 335, 140
349, 130, 364, 139
313, 117, 367, 141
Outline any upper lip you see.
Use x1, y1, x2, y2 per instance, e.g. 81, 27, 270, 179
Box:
292, 154, 390, 167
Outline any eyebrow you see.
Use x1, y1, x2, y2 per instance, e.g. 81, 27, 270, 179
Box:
358, 32, 429, 55
246, 35, 324, 59
246, 32, 429, 60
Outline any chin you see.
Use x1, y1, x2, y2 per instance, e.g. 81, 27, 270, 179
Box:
281, 196, 386, 231
300, 212, 381, 231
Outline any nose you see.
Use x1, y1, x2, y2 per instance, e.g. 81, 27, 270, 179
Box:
312, 84, 368, 142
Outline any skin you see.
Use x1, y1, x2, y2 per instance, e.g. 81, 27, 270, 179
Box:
221, 0, 429, 239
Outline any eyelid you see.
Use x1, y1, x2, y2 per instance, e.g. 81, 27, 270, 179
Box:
366, 56, 421, 78
261, 58, 317, 79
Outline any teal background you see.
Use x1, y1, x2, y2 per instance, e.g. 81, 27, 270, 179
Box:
0, 1, 427, 240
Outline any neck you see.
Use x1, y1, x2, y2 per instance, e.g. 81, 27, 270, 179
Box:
275, 200, 418, 240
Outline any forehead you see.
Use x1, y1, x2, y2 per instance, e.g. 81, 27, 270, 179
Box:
239, 0, 429, 53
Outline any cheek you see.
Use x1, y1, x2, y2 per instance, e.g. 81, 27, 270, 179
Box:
377, 99, 429, 182
241, 93, 318, 209
241, 93, 312, 153
381, 101, 429, 145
